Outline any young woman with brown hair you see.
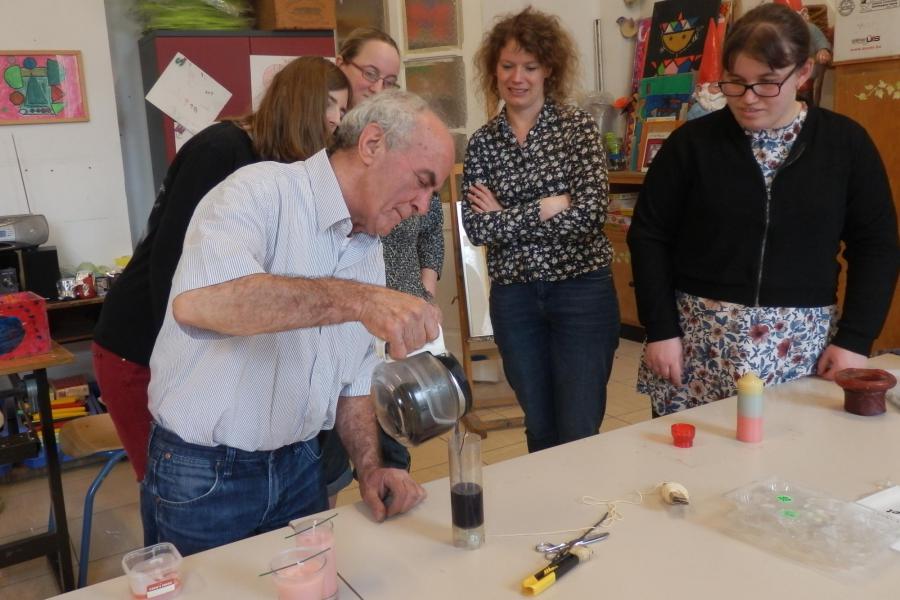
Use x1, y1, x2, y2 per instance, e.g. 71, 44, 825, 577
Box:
628, 3, 897, 417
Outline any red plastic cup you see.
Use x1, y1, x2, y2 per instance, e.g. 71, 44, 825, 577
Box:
671, 423, 695, 448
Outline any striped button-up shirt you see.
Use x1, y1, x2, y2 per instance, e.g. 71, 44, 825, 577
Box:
148, 149, 383, 451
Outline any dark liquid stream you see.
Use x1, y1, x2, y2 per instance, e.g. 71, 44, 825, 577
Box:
451, 482, 484, 529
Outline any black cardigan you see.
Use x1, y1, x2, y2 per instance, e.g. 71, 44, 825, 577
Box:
627, 106, 898, 355
94, 122, 259, 365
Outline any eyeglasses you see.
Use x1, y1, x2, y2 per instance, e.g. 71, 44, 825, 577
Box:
712, 65, 800, 98
347, 61, 400, 89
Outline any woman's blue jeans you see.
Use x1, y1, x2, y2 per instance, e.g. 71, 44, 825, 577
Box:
140, 424, 327, 557
490, 267, 620, 453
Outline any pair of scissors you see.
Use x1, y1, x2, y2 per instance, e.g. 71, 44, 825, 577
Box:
538, 511, 609, 565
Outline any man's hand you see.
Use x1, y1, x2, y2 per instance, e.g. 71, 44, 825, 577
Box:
359, 467, 427, 522
358, 287, 441, 359
817, 344, 867, 380
644, 337, 684, 387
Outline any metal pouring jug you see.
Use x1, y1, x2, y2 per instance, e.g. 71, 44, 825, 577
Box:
372, 330, 472, 447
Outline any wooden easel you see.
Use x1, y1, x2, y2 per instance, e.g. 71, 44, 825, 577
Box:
448, 163, 524, 437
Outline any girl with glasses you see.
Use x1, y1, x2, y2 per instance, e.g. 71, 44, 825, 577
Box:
627, 3, 898, 417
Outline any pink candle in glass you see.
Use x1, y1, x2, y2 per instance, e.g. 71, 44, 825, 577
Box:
294, 521, 337, 600
270, 550, 326, 600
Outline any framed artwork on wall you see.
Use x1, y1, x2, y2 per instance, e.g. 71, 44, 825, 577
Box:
404, 56, 467, 129
639, 119, 682, 172
403, 0, 461, 52
0, 50, 89, 125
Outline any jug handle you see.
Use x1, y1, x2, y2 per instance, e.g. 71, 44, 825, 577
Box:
376, 328, 446, 362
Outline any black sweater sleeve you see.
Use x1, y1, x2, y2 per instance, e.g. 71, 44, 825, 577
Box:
148, 128, 257, 325
627, 125, 692, 341
832, 123, 899, 355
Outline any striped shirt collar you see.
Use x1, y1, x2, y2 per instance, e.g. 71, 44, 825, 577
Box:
306, 149, 354, 236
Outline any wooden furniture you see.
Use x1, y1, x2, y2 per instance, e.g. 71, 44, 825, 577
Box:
607, 170, 645, 339
47, 297, 105, 344
447, 164, 522, 436
833, 57, 900, 352
53, 354, 900, 599
0, 342, 76, 593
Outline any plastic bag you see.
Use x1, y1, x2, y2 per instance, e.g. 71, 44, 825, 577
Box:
724, 476, 900, 579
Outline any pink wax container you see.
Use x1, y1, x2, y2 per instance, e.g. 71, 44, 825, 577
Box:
270, 548, 326, 600
121, 542, 183, 600
291, 518, 337, 599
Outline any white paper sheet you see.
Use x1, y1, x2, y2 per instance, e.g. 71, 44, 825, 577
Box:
145, 52, 232, 134
857, 485, 900, 551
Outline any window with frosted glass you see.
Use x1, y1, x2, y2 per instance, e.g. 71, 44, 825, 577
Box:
404, 0, 461, 51
404, 57, 466, 129
451, 133, 467, 164
335, 0, 388, 46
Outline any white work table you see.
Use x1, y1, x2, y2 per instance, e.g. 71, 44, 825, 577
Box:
53, 355, 900, 599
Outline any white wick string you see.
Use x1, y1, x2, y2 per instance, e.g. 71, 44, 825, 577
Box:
487, 484, 664, 539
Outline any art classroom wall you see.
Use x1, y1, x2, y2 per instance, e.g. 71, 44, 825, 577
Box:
0, 0, 133, 270
481, 0, 838, 110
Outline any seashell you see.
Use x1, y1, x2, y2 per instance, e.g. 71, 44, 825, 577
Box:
660, 481, 690, 505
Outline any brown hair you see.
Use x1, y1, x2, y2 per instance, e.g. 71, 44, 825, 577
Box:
722, 3, 810, 72
473, 7, 579, 118
233, 56, 349, 162
338, 27, 399, 63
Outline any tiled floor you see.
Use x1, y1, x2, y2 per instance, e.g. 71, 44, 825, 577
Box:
0, 339, 647, 599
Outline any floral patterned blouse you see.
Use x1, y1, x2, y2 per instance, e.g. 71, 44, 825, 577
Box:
461, 99, 612, 285
381, 193, 443, 299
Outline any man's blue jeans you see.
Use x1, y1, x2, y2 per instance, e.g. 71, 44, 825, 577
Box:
490, 267, 620, 453
140, 424, 327, 557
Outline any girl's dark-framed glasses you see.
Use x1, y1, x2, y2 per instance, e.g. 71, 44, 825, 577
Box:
712, 64, 800, 98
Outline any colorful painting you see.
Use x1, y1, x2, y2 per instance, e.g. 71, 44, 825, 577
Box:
643, 0, 721, 78
0, 51, 88, 125
404, 0, 461, 52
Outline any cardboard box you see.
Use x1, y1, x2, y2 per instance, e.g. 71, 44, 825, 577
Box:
51, 374, 90, 400
0, 291, 50, 360
255, 0, 336, 31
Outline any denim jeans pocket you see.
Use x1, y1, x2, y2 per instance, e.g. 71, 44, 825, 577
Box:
152, 451, 223, 506
295, 437, 322, 463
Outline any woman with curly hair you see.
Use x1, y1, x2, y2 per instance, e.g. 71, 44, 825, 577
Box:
462, 8, 620, 453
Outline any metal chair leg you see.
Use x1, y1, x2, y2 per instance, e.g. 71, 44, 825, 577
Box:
77, 449, 127, 588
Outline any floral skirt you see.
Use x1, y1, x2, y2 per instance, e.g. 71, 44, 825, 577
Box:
637, 292, 836, 417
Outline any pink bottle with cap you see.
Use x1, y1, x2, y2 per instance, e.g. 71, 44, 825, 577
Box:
736, 372, 764, 442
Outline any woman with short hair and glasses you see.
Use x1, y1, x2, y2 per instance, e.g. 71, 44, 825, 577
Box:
627, 3, 898, 417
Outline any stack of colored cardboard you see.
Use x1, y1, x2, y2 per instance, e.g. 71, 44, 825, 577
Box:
32, 374, 90, 427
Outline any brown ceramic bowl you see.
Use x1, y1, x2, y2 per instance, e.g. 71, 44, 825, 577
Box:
834, 368, 897, 416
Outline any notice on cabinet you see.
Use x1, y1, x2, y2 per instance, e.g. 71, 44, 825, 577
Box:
145, 52, 232, 135
834, 0, 900, 63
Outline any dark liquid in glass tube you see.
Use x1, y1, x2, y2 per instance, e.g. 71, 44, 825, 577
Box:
451, 482, 484, 529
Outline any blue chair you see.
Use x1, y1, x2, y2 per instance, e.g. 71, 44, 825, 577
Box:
53, 413, 128, 588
